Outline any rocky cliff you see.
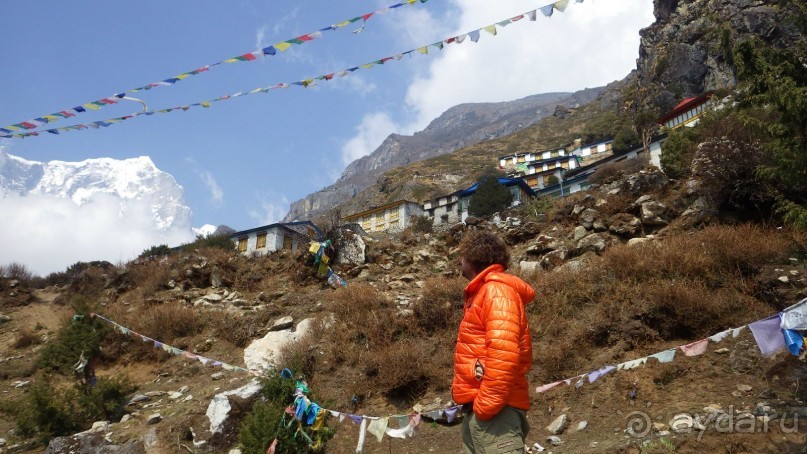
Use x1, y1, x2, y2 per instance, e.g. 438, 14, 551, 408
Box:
283, 88, 603, 222
637, 0, 805, 111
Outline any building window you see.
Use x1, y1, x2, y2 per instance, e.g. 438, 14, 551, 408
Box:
238, 238, 247, 252
389, 209, 399, 221
256, 233, 267, 249
283, 236, 293, 250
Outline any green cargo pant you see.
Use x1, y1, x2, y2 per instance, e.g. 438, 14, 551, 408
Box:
461, 405, 530, 454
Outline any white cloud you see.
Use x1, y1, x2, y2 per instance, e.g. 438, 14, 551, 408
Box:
248, 192, 290, 225
194, 169, 224, 207
403, 1, 656, 130
340, 111, 400, 166
0, 193, 193, 276
336, 1, 654, 170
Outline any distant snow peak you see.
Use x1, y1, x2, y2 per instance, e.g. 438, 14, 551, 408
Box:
193, 224, 217, 237
0, 149, 191, 232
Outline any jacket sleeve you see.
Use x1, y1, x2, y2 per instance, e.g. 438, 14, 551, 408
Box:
473, 283, 524, 420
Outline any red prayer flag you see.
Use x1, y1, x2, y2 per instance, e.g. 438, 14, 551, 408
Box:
240, 53, 257, 61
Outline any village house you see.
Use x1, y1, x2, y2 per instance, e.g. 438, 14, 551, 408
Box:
230, 221, 323, 256
343, 200, 425, 234
572, 138, 614, 158
520, 155, 582, 190
498, 147, 568, 171
423, 177, 536, 225
658, 93, 713, 130
537, 137, 667, 197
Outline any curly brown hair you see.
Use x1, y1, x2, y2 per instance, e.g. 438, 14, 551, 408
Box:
458, 230, 510, 271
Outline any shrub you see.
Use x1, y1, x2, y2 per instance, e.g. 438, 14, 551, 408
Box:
412, 277, 465, 334
469, 176, 513, 218
517, 196, 554, 220
406, 215, 433, 234
180, 233, 235, 253
588, 158, 644, 185
238, 373, 332, 454
688, 137, 766, 211
138, 244, 171, 259
39, 308, 106, 375
329, 283, 404, 348
0, 262, 34, 282
2, 375, 134, 442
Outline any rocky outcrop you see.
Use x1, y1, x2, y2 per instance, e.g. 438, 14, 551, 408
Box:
637, 0, 805, 111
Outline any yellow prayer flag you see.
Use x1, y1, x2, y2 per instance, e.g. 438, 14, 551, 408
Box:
309, 242, 321, 254
554, 0, 569, 12
274, 42, 292, 52
335, 20, 351, 27
83, 103, 101, 110
360, 63, 374, 69
417, 46, 428, 55
176, 73, 190, 80
483, 25, 497, 35
200, 102, 211, 108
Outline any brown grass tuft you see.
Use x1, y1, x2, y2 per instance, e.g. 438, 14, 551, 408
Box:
412, 277, 466, 334
12, 327, 42, 349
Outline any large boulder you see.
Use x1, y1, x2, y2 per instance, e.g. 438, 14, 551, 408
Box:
45, 432, 144, 454
608, 213, 642, 237
334, 229, 366, 265
502, 221, 542, 245
243, 318, 316, 371
205, 380, 264, 436
526, 235, 560, 255
640, 200, 670, 226
572, 233, 614, 256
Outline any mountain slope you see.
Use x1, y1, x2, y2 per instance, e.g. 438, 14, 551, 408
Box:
283, 88, 603, 222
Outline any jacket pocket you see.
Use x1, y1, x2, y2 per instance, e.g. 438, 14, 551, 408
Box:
474, 359, 484, 381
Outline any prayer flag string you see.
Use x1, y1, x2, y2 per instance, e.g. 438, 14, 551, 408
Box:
0, 0, 430, 135
1, 0, 586, 140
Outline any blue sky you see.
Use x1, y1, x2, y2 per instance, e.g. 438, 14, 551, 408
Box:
0, 0, 654, 273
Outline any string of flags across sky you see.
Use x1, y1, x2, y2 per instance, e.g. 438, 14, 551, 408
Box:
0, 0, 430, 135
1, 0, 587, 140
91, 297, 807, 452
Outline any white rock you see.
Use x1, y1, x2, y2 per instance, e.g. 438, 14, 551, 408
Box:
546, 435, 562, 446
0, 438, 5, 447
206, 380, 263, 434
178, 385, 189, 393
90, 421, 109, 432
737, 384, 752, 392
546, 414, 568, 435
243, 318, 315, 371
576, 420, 588, 431
168, 392, 183, 400
211, 372, 224, 380
147, 413, 163, 424
120, 415, 131, 424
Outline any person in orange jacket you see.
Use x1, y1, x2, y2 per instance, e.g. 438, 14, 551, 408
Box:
453, 230, 535, 453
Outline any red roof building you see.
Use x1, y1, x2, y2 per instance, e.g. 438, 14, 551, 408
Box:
658, 93, 713, 130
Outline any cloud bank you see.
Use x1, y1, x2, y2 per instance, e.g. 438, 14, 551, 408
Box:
0, 193, 193, 276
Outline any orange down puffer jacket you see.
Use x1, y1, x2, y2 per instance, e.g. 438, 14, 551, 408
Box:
452, 264, 535, 421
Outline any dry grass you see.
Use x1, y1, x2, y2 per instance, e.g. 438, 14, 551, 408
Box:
12, 327, 42, 349
528, 224, 790, 382
412, 276, 466, 334
588, 158, 644, 185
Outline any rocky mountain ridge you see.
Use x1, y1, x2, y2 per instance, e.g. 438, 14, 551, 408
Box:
636, 0, 805, 111
283, 88, 604, 222
0, 149, 191, 232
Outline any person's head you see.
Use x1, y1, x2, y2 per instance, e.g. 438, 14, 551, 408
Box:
458, 230, 510, 280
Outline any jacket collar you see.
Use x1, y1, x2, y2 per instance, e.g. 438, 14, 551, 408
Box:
463, 264, 505, 300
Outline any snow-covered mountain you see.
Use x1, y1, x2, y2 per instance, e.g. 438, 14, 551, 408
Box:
0, 149, 191, 231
